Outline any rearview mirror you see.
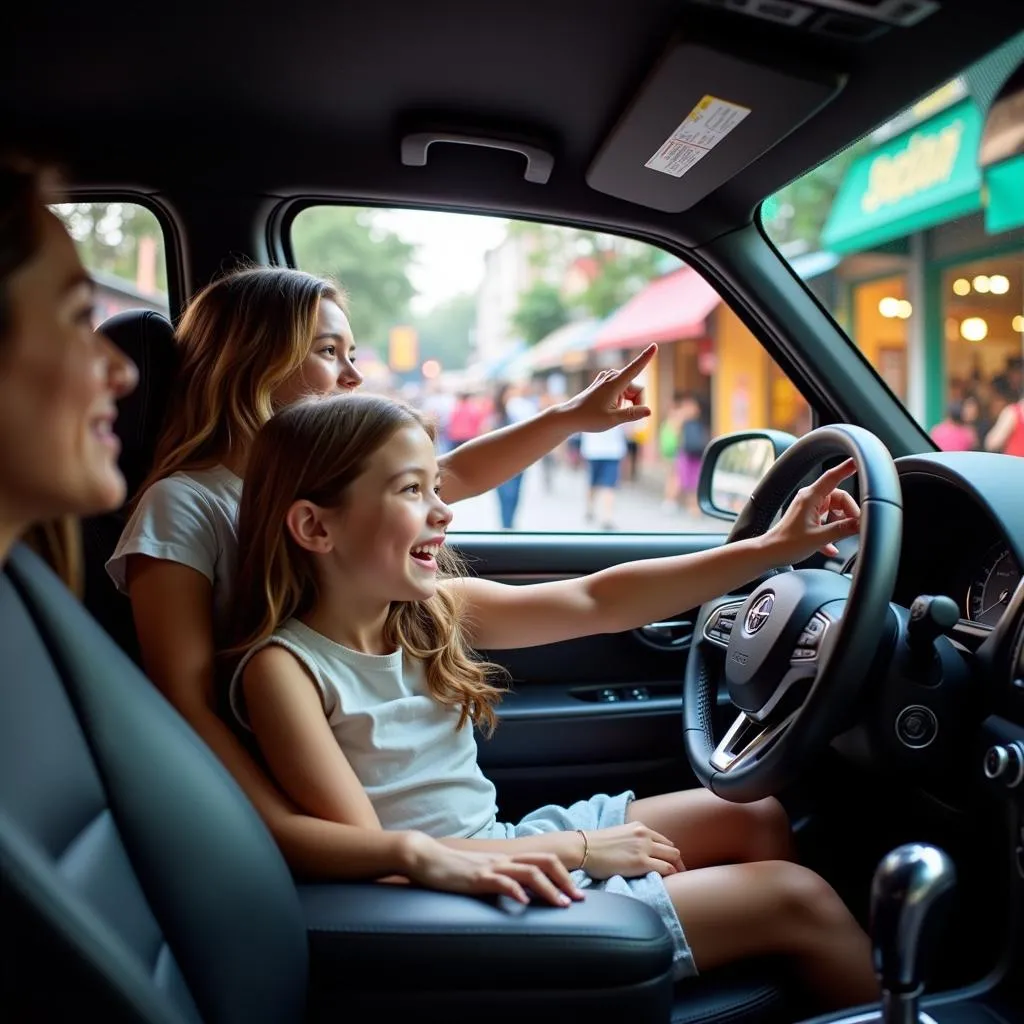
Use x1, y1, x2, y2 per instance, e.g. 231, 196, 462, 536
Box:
697, 430, 798, 521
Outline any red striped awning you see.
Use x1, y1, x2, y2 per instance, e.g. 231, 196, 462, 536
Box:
593, 267, 720, 350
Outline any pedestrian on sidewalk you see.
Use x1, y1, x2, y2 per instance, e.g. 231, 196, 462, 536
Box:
581, 424, 627, 531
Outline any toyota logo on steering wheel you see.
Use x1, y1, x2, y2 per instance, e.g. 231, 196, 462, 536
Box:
744, 593, 775, 635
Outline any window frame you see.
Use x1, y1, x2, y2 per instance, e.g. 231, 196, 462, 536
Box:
56, 189, 185, 321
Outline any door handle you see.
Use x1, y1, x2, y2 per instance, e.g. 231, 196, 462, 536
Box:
637, 619, 694, 649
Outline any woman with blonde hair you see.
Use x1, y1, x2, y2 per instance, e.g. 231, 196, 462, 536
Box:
108, 265, 653, 889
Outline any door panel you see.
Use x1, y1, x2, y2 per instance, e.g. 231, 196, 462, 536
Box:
451, 531, 737, 819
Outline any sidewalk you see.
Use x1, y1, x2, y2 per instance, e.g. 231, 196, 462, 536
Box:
450, 458, 726, 534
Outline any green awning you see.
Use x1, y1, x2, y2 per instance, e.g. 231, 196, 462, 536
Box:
985, 152, 1024, 234
822, 100, 984, 254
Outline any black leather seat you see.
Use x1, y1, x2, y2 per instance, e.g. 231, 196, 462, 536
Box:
66, 308, 796, 1023
1, 544, 677, 1021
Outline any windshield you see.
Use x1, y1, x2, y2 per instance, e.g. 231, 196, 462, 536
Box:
764, 31, 1024, 454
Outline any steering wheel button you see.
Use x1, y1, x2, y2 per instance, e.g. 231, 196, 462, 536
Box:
793, 647, 817, 660
806, 617, 825, 635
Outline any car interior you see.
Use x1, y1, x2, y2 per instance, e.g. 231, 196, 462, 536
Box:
5, 1, 1024, 1022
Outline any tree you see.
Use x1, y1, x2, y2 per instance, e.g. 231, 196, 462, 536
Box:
53, 202, 168, 293
572, 238, 663, 319
291, 207, 416, 355
412, 292, 477, 371
511, 281, 570, 346
762, 139, 872, 253
506, 221, 664, 333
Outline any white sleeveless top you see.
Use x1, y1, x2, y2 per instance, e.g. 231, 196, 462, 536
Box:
230, 619, 499, 839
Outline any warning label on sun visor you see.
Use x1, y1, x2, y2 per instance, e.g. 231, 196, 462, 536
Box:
645, 95, 751, 178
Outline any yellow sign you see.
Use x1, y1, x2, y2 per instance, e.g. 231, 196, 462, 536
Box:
861, 120, 964, 215
388, 325, 419, 372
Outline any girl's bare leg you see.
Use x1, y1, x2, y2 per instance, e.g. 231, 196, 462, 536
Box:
667, 860, 878, 1011
628, 788, 795, 869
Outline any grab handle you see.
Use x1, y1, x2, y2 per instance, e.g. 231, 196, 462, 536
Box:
400, 131, 554, 184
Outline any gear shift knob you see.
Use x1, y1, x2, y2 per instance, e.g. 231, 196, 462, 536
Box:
870, 844, 956, 1024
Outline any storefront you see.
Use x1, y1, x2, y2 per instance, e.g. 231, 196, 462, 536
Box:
587, 265, 809, 441
514, 317, 599, 398
820, 78, 1024, 434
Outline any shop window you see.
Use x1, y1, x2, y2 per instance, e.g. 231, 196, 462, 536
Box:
851, 274, 910, 403
940, 254, 1024, 451
290, 205, 812, 533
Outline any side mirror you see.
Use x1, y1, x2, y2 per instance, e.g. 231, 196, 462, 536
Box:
697, 430, 798, 521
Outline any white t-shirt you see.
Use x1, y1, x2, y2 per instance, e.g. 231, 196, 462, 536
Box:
107, 465, 243, 645
230, 618, 499, 839
580, 425, 627, 461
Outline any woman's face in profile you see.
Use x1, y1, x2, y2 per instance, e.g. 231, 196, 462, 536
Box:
0, 210, 137, 524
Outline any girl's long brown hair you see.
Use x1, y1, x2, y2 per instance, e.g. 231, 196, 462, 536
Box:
137, 266, 346, 493
227, 393, 505, 734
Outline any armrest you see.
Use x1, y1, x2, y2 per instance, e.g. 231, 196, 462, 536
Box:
297, 882, 673, 991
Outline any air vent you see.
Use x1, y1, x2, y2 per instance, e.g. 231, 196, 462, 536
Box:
690, 0, 938, 27
799, 0, 938, 26
691, 0, 816, 25
810, 11, 888, 40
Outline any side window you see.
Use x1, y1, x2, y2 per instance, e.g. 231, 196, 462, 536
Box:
51, 202, 170, 325
292, 207, 810, 533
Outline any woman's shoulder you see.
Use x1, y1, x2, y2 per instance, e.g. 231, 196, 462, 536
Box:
169, 463, 242, 499
136, 464, 241, 516
108, 465, 242, 588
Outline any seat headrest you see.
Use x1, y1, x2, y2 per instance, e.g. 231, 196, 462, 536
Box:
98, 309, 178, 501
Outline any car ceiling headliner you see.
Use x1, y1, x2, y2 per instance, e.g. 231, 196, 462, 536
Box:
3, 0, 1023, 247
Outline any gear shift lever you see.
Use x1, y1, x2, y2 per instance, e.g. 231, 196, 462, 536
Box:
870, 844, 956, 1024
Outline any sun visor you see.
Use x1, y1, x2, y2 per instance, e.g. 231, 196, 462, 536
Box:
587, 39, 844, 213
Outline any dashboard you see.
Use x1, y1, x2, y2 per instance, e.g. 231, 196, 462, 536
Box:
846, 452, 1024, 632
967, 543, 1022, 627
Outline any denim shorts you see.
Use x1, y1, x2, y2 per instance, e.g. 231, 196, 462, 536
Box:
473, 790, 697, 981
588, 458, 621, 489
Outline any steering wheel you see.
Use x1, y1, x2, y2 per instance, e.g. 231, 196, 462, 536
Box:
683, 425, 903, 802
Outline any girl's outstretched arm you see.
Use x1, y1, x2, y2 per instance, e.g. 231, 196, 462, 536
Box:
451, 460, 861, 651
438, 344, 655, 503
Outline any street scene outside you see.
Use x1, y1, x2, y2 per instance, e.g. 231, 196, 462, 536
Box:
55, 32, 1024, 533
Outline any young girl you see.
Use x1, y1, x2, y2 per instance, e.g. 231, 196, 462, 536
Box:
107, 266, 654, 899
227, 392, 876, 1010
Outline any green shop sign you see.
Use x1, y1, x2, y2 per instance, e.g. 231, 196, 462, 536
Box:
985, 152, 1024, 234
822, 99, 984, 254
